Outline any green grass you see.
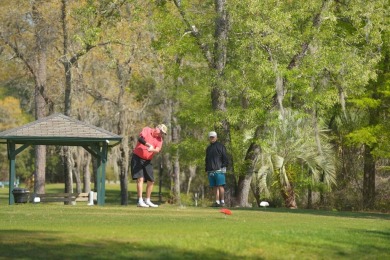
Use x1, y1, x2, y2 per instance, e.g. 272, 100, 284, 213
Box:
0, 185, 389, 259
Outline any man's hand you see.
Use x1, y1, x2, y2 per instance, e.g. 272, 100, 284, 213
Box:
147, 145, 154, 152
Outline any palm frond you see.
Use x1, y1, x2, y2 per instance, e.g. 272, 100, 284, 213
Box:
254, 108, 337, 195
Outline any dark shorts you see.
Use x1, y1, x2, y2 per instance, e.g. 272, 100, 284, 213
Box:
208, 171, 226, 187
131, 154, 154, 182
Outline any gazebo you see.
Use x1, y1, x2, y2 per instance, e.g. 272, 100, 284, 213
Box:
0, 113, 122, 205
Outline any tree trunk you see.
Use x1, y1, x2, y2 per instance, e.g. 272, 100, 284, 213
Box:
214, 0, 228, 73
307, 186, 313, 209
363, 145, 375, 209
92, 156, 98, 192
235, 142, 260, 207
62, 2, 72, 117
235, 174, 253, 207
362, 88, 380, 209
61, 0, 97, 198
62, 148, 73, 198
164, 153, 173, 201
74, 169, 81, 193
118, 145, 129, 205
119, 135, 129, 205
114, 59, 131, 205
171, 111, 181, 204
61, 0, 73, 197
34, 85, 46, 194
211, 0, 228, 118
34, 146, 46, 194
281, 184, 298, 209
235, 125, 262, 207
173, 155, 181, 204
63, 147, 72, 192
83, 151, 91, 192
73, 148, 82, 193
250, 181, 261, 207
278, 164, 298, 209
63, 147, 74, 205
32, 0, 48, 194
186, 165, 196, 195
312, 107, 325, 206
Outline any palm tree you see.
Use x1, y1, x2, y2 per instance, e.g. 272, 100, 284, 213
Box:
254, 109, 337, 208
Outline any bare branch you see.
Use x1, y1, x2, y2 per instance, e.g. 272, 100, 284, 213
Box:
85, 87, 118, 106
0, 34, 35, 76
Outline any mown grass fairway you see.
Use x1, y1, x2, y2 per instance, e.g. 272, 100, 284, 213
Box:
0, 186, 389, 259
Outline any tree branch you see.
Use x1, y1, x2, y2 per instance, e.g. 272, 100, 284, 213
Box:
172, 0, 214, 68
85, 87, 118, 106
287, 0, 331, 70
1, 35, 35, 76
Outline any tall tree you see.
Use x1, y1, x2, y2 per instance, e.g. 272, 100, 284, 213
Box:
171, 0, 240, 204
0, 0, 55, 193
59, 0, 129, 196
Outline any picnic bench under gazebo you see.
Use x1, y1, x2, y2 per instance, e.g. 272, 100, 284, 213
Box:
0, 113, 122, 205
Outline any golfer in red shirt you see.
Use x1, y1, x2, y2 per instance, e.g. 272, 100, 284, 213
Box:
131, 124, 167, 207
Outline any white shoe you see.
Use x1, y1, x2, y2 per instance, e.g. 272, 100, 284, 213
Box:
137, 200, 149, 208
145, 200, 158, 208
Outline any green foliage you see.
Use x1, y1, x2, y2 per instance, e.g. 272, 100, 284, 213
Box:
0, 96, 29, 131
45, 147, 64, 183
128, 75, 157, 102
348, 97, 382, 109
0, 96, 33, 181
176, 137, 204, 165
105, 165, 117, 182
345, 125, 382, 147
72, 0, 127, 46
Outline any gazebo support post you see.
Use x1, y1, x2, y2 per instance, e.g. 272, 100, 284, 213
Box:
8, 142, 16, 205
7, 142, 30, 205
101, 142, 108, 205
83, 143, 108, 206
96, 149, 103, 205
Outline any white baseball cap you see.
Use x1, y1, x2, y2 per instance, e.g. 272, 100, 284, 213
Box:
208, 131, 217, 137
157, 124, 167, 135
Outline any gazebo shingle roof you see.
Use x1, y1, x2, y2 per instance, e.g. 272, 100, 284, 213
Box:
0, 113, 122, 146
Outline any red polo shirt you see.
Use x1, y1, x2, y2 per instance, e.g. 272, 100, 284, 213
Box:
133, 127, 163, 160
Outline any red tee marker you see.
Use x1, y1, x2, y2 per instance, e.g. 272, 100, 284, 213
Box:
220, 208, 232, 215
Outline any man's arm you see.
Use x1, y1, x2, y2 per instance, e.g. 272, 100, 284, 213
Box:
148, 146, 161, 153
205, 147, 209, 172
221, 144, 228, 168
138, 136, 154, 149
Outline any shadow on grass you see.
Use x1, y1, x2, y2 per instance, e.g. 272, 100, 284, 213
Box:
235, 207, 390, 220
361, 229, 390, 240
105, 189, 168, 206
283, 228, 390, 258
0, 229, 246, 260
